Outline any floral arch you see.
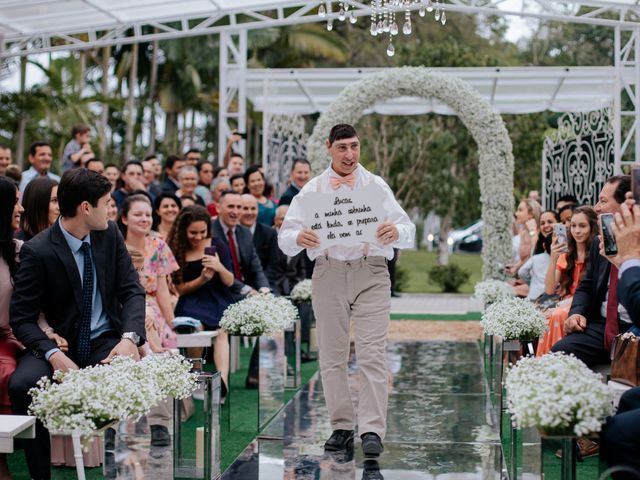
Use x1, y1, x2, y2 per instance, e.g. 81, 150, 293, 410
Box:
306, 67, 514, 279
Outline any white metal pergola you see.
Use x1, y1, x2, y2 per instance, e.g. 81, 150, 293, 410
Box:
1, 0, 640, 169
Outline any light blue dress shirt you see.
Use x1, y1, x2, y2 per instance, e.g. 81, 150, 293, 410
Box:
19, 166, 61, 192
45, 221, 112, 361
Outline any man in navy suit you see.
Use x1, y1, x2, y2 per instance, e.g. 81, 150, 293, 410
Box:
600, 197, 640, 479
9, 168, 145, 479
278, 159, 311, 206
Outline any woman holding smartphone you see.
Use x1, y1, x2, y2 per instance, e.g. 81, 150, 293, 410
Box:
168, 205, 234, 397
537, 206, 597, 356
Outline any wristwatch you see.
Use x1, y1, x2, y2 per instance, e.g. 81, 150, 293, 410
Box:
122, 332, 141, 346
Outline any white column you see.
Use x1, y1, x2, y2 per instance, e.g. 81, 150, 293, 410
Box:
218, 30, 248, 165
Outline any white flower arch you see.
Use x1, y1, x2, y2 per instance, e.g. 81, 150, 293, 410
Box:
307, 67, 514, 279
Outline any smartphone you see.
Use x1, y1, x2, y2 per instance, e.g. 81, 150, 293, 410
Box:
236, 132, 248, 139
600, 213, 618, 256
204, 245, 217, 256
553, 223, 568, 252
632, 165, 640, 204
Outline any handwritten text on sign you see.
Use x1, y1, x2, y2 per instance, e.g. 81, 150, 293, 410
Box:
299, 183, 386, 249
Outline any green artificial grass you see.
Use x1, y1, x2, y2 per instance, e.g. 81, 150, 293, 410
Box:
7, 344, 318, 479
398, 250, 483, 294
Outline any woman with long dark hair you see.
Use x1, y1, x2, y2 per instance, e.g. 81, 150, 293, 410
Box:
244, 165, 277, 226
537, 206, 598, 356
153, 193, 182, 240
168, 206, 234, 398
16, 176, 59, 241
0, 177, 24, 477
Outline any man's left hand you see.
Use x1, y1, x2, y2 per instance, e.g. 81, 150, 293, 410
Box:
101, 339, 141, 363
376, 222, 399, 245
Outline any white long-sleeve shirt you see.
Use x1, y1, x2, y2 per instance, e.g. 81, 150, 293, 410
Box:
278, 164, 415, 261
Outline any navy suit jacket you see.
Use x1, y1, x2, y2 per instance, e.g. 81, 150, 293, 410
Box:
252, 222, 279, 291
619, 265, 640, 328
211, 219, 269, 295
278, 184, 300, 206
569, 238, 611, 323
10, 221, 146, 357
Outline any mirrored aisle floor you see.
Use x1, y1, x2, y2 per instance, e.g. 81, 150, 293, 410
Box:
222, 341, 505, 480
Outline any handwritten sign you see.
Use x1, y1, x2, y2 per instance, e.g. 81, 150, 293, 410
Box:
298, 183, 386, 249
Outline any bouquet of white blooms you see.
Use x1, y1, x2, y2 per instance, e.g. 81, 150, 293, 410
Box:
474, 280, 514, 306
290, 279, 312, 303
29, 353, 197, 435
480, 296, 547, 341
506, 353, 613, 436
220, 292, 298, 337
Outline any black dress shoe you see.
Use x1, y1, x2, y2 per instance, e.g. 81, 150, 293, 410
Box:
150, 425, 171, 447
362, 459, 384, 480
324, 429, 355, 451
301, 351, 317, 363
361, 432, 383, 458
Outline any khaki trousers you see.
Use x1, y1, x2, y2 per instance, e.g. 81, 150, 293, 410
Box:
311, 255, 391, 440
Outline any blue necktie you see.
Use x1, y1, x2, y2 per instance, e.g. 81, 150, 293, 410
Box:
77, 242, 93, 365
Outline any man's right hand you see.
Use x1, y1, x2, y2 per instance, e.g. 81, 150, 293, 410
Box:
564, 314, 587, 335
49, 351, 79, 373
296, 229, 321, 249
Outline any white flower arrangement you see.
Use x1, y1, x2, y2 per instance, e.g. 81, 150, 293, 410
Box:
289, 279, 312, 303
306, 67, 514, 279
480, 296, 547, 341
28, 354, 197, 435
220, 292, 298, 337
506, 353, 614, 436
474, 279, 515, 306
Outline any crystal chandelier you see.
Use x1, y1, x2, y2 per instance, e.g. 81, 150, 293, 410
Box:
318, 1, 447, 57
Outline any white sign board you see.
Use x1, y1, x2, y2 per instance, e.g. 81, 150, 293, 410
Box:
298, 183, 386, 250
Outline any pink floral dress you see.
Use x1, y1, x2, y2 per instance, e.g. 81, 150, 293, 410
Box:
140, 233, 179, 348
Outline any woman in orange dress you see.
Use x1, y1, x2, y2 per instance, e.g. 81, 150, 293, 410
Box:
536, 206, 597, 356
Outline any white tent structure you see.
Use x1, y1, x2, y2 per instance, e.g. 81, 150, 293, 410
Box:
1, 0, 640, 169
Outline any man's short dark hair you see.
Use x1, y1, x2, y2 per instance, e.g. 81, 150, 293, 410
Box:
328, 124, 358, 144
144, 154, 158, 161
230, 151, 244, 160
122, 160, 143, 173
29, 141, 51, 157
291, 158, 311, 172
606, 175, 631, 204
71, 123, 90, 138
556, 194, 578, 205
186, 148, 201, 156
0, 143, 10, 151
229, 174, 244, 184
196, 160, 213, 173
164, 154, 184, 171
84, 158, 103, 169
219, 189, 241, 201
558, 203, 577, 217
58, 168, 112, 218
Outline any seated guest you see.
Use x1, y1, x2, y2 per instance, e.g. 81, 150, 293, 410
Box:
84, 158, 104, 175
537, 206, 597, 356
279, 159, 311, 206
9, 168, 145, 479
0, 144, 12, 177
120, 194, 178, 349
213, 166, 229, 180
142, 154, 163, 201
4, 164, 22, 186
107, 193, 119, 223
207, 178, 231, 218
19, 141, 61, 192
112, 160, 145, 209
175, 166, 206, 207
61, 124, 93, 171
559, 203, 577, 227
600, 200, 640, 479
184, 148, 201, 167
180, 195, 196, 208
555, 194, 578, 214
16, 176, 59, 241
551, 176, 632, 367
506, 198, 542, 275
103, 164, 120, 192
244, 166, 277, 226
153, 193, 181, 240
229, 174, 245, 195
240, 194, 279, 291
517, 210, 558, 300
161, 155, 185, 195
195, 161, 214, 205
169, 206, 233, 398
0, 177, 24, 479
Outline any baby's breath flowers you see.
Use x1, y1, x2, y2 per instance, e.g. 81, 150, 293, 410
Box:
220, 292, 298, 337
480, 296, 548, 341
289, 279, 312, 303
474, 279, 514, 306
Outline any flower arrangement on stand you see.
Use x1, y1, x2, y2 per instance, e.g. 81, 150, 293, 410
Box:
220, 292, 298, 336
289, 279, 312, 303
506, 353, 613, 436
28, 353, 198, 435
474, 279, 514, 306
480, 296, 547, 342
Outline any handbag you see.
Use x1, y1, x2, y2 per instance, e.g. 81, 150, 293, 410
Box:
610, 332, 640, 387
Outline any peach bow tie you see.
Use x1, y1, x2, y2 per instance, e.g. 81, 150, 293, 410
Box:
329, 173, 356, 190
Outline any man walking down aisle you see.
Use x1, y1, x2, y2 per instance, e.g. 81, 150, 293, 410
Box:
278, 124, 415, 458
